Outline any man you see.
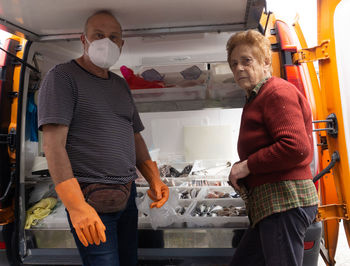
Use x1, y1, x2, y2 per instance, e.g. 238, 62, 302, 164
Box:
38, 10, 169, 266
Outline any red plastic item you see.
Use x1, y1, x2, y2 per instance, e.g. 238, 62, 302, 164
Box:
120, 65, 165, 90
303, 241, 315, 250
0, 39, 10, 67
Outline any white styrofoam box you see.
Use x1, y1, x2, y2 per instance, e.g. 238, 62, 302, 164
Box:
150, 115, 210, 160
139, 108, 242, 162
184, 125, 235, 161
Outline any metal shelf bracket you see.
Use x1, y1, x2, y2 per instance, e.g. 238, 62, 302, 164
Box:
293, 39, 330, 64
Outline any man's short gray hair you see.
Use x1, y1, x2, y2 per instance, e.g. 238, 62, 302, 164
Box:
84, 10, 118, 34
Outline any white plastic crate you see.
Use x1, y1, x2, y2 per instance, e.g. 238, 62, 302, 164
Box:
131, 85, 206, 103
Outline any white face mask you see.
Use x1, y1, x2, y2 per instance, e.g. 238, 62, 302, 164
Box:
86, 37, 121, 69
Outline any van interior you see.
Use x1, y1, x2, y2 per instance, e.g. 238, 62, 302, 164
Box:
0, 0, 349, 265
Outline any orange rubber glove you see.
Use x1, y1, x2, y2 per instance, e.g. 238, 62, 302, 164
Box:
55, 178, 106, 247
138, 160, 169, 208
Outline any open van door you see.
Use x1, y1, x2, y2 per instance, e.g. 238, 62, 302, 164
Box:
260, 1, 350, 264
0, 28, 29, 264
0, 31, 29, 221
285, 0, 350, 265
315, 0, 350, 265
0, 34, 19, 223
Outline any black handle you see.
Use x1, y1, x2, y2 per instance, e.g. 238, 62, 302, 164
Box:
0, 46, 40, 73
313, 151, 340, 183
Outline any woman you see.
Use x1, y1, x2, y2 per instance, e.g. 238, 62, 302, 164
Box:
227, 30, 319, 266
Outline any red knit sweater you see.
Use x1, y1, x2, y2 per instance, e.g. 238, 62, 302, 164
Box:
238, 77, 314, 189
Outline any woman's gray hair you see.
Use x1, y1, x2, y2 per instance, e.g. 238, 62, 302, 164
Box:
226, 30, 272, 72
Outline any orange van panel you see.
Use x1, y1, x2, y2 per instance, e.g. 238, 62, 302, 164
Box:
317, 0, 350, 256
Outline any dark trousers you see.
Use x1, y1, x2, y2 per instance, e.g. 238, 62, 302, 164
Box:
67, 182, 138, 266
230, 205, 318, 266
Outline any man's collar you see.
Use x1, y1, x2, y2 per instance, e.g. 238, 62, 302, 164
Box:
246, 76, 270, 103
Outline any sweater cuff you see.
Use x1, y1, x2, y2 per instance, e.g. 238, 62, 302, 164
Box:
247, 154, 259, 174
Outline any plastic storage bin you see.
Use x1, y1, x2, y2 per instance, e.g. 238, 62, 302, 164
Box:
185, 198, 248, 228
131, 85, 206, 103
207, 63, 246, 101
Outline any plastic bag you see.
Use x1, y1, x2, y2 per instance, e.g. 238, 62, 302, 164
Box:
136, 189, 179, 230
141, 68, 164, 81
180, 65, 202, 80
38, 201, 70, 229
25, 140, 38, 176
120, 65, 165, 90
28, 180, 56, 205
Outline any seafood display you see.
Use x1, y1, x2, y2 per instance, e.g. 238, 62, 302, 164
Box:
135, 160, 249, 228
159, 164, 193, 177
205, 190, 239, 199
191, 204, 246, 217
177, 188, 200, 199
137, 191, 145, 198
161, 178, 178, 187
181, 179, 228, 187
191, 161, 232, 176
159, 178, 229, 187
174, 206, 188, 215
138, 205, 188, 217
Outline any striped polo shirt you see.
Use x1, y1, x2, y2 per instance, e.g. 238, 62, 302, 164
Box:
38, 60, 144, 184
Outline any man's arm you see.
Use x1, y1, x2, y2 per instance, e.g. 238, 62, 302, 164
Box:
42, 124, 106, 247
42, 124, 74, 185
134, 132, 151, 165
134, 132, 169, 208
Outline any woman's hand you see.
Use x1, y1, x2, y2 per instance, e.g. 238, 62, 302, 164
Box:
228, 160, 250, 191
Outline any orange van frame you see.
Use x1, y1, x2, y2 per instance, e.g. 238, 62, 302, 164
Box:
261, 1, 350, 264
0, 32, 26, 225
316, 0, 350, 264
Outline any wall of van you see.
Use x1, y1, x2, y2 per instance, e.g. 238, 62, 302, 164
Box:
32, 32, 232, 76
140, 108, 242, 163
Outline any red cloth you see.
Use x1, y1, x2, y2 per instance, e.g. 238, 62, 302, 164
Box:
238, 77, 314, 188
120, 66, 164, 90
